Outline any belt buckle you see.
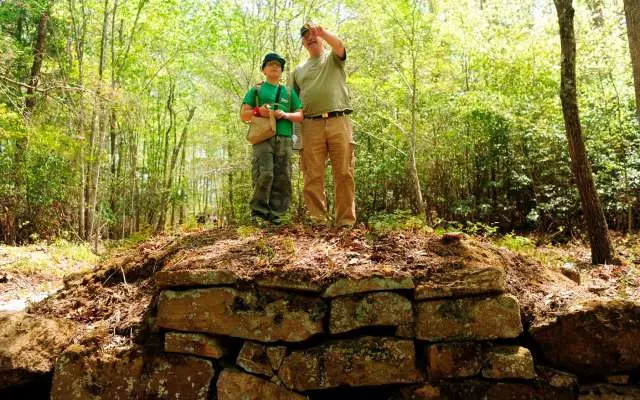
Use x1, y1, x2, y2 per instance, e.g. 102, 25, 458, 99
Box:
321, 112, 329, 118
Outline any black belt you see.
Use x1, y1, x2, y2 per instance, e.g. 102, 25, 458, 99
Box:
307, 110, 352, 119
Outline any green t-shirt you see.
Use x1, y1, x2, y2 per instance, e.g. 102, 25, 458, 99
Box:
292, 50, 351, 117
242, 81, 302, 137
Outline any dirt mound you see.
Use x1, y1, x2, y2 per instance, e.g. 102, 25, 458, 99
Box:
26, 226, 599, 347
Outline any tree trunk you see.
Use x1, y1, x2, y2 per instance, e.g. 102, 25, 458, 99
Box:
24, 12, 48, 115
87, 0, 110, 241
129, 130, 139, 236
271, 0, 277, 51
227, 142, 234, 223
109, 0, 119, 239
15, 8, 24, 42
154, 81, 176, 233
178, 127, 187, 225
156, 106, 195, 232
409, 67, 424, 215
409, 4, 424, 216
624, 0, 640, 127
554, 0, 615, 264
11, 9, 49, 243
69, 0, 88, 237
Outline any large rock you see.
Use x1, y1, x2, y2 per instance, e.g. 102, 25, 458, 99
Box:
530, 300, 640, 376
482, 346, 536, 380
257, 277, 323, 293
391, 384, 442, 400
394, 380, 577, 400
266, 346, 287, 371
155, 268, 238, 288
579, 384, 640, 399
51, 345, 145, 400
414, 265, 505, 300
217, 369, 306, 400
323, 276, 414, 297
606, 375, 630, 385
236, 342, 275, 377
427, 342, 483, 380
278, 336, 423, 391
439, 380, 575, 400
165, 331, 228, 359
157, 287, 326, 342
142, 354, 214, 399
536, 366, 578, 390
51, 345, 214, 400
330, 292, 413, 335
0, 312, 77, 389
415, 294, 522, 341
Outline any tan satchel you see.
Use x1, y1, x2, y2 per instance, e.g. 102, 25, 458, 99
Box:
246, 84, 281, 145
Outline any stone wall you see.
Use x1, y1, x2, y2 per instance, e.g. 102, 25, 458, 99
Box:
48, 267, 640, 399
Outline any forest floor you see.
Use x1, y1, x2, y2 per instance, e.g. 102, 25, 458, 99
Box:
0, 240, 98, 312
1, 226, 639, 347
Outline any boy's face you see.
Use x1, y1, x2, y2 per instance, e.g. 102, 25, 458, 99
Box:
262, 61, 282, 80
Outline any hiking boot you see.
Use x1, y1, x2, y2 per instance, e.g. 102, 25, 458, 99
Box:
250, 214, 269, 227
270, 217, 282, 226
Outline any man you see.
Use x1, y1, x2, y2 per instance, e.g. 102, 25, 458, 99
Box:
240, 53, 304, 225
292, 23, 356, 228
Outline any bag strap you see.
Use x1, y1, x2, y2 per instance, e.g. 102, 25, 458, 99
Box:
274, 85, 283, 108
254, 83, 283, 109
254, 83, 261, 107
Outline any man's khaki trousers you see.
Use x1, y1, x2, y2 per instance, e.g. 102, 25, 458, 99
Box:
300, 115, 356, 227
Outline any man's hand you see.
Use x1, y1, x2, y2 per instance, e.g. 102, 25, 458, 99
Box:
310, 24, 325, 38
274, 110, 287, 120
307, 24, 345, 60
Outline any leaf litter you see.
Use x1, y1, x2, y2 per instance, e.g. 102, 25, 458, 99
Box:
7, 226, 636, 348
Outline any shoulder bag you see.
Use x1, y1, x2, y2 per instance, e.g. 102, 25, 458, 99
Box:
246, 84, 282, 145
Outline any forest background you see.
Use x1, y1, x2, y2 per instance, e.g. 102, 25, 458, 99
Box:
1, 0, 639, 247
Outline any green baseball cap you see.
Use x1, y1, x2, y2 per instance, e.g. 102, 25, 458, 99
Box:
261, 53, 285, 69
300, 23, 312, 37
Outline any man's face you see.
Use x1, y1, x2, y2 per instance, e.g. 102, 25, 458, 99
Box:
302, 31, 323, 56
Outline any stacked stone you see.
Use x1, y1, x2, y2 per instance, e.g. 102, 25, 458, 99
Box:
145, 264, 573, 400
41, 263, 640, 400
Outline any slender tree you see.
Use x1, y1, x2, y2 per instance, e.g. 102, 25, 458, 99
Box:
384, 0, 426, 216
553, 0, 615, 264
624, 0, 640, 127
11, 7, 50, 244
68, 0, 88, 237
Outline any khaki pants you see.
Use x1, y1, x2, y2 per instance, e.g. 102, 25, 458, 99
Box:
300, 115, 356, 227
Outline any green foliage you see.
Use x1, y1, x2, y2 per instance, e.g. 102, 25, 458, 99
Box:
368, 210, 426, 235
494, 233, 535, 253
0, 239, 97, 277
104, 229, 153, 255
236, 225, 260, 238
1, 0, 640, 244
254, 238, 275, 260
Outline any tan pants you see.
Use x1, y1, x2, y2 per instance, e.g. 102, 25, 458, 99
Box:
300, 115, 356, 227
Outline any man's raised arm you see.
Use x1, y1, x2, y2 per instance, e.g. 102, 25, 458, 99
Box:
313, 26, 345, 60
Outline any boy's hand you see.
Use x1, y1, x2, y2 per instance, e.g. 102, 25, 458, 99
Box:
258, 104, 271, 117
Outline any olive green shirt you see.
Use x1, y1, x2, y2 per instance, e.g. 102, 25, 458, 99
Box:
292, 50, 351, 117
